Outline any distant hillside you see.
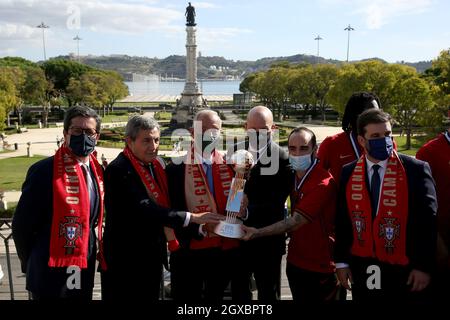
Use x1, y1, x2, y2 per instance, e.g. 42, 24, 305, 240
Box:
401, 60, 432, 73
52, 53, 432, 80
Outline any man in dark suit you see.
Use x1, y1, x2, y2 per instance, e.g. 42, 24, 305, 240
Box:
13, 106, 105, 300
229, 106, 293, 301
416, 126, 450, 300
166, 110, 240, 302
101, 115, 223, 301
335, 109, 437, 302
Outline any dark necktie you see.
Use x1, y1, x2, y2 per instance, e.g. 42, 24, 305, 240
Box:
204, 163, 215, 196
81, 164, 96, 217
370, 164, 381, 219
148, 163, 158, 184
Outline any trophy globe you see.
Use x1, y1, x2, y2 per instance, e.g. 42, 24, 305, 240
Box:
214, 150, 255, 238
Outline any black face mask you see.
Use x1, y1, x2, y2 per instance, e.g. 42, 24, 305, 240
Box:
202, 137, 218, 153
69, 133, 96, 157
246, 131, 271, 150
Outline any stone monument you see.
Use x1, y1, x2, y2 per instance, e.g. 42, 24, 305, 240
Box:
171, 2, 207, 128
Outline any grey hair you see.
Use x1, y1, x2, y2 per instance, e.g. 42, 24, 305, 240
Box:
125, 115, 160, 141
193, 109, 222, 124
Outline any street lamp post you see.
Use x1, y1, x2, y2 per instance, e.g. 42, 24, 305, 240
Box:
344, 24, 354, 62
36, 22, 49, 61
314, 35, 323, 64
73, 35, 82, 62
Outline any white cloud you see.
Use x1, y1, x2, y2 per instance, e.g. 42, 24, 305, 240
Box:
197, 27, 252, 51
0, 0, 252, 59
0, 0, 183, 35
0, 48, 17, 56
357, 0, 433, 29
319, 0, 433, 29
0, 23, 38, 40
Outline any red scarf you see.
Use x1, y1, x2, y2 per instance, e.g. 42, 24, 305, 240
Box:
184, 147, 235, 250
346, 151, 409, 265
123, 147, 179, 251
49, 146, 105, 269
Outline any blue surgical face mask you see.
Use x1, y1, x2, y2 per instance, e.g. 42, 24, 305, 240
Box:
366, 136, 393, 161
69, 133, 96, 157
289, 153, 312, 171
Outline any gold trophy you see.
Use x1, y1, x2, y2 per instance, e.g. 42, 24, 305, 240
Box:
214, 149, 254, 238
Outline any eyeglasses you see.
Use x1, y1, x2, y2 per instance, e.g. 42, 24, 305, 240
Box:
69, 127, 98, 137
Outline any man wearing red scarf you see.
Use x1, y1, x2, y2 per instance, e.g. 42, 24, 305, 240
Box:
335, 109, 437, 301
166, 110, 238, 302
101, 115, 223, 301
417, 125, 450, 300
13, 106, 105, 300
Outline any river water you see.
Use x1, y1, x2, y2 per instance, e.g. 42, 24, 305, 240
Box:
125, 80, 241, 96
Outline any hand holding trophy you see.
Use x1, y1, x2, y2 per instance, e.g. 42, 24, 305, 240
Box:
214, 149, 255, 238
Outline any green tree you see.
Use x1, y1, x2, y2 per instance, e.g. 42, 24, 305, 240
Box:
310, 64, 339, 122
286, 66, 315, 121
22, 67, 52, 127
0, 72, 21, 130
0, 67, 25, 126
423, 49, 450, 132
239, 73, 257, 93
66, 71, 109, 115
0, 58, 52, 126
327, 60, 398, 115
103, 71, 129, 113
42, 59, 93, 106
390, 76, 433, 149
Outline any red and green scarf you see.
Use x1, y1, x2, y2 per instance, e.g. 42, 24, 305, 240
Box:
184, 147, 235, 250
49, 146, 105, 269
346, 151, 409, 265
123, 147, 179, 251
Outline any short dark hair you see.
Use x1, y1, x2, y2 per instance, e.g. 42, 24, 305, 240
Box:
357, 109, 392, 137
341, 91, 381, 132
288, 126, 317, 149
64, 106, 101, 132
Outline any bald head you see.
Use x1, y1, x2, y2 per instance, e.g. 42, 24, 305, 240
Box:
246, 106, 275, 132
193, 110, 222, 131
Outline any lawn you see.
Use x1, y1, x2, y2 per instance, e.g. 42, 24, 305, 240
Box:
115, 102, 162, 107
100, 114, 130, 123
393, 135, 430, 157
0, 155, 46, 191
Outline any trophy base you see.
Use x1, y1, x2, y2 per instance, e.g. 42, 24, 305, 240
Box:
214, 221, 243, 239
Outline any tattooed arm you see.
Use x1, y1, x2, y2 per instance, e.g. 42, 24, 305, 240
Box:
241, 211, 309, 241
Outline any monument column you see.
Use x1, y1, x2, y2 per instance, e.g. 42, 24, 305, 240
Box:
179, 2, 205, 113
172, 2, 206, 128
182, 26, 200, 95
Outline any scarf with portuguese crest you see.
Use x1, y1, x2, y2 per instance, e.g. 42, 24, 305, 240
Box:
346, 151, 409, 265
49, 146, 105, 269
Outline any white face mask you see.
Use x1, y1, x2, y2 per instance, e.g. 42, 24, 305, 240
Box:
289, 153, 312, 171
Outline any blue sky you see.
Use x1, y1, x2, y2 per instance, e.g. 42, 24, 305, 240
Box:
0, 0, 448, 63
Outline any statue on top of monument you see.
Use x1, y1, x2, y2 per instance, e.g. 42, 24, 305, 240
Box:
185, 2, 196, 26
